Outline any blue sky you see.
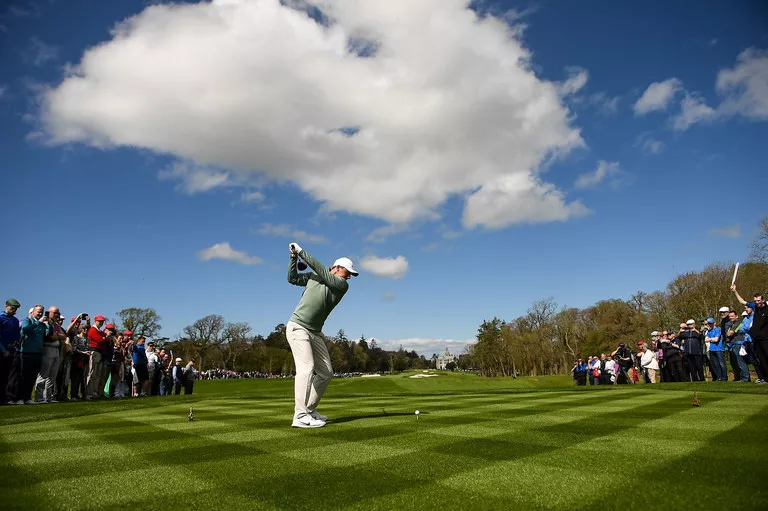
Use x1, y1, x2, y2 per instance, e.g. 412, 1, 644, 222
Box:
2, 0, 767, 357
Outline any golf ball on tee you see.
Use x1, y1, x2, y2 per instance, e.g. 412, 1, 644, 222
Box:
415, 410, 420, 415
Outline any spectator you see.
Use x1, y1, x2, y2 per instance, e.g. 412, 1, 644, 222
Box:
611, 343, 633, 384
35, 307, 66, 403
725, 310, 751, 383
660, 330, 684, 382
132, 336, 150, 397
86, 315, 108, 400
571, 358, 587, 386
718, 306, 738, 381
680, 319, 705, 382
172, 357, 184, 395
639, 342, 659, 383
12, 306, 48, 404
0, 299, 21, 404
183, 361, 197, 394
704, 318, 727, 382
598, 353, 612, 385
69, 323, 90, 400
55, 315, 80, 401
733, 286, 768, 384
587, 356, 600, 385
146, 342, 160, 396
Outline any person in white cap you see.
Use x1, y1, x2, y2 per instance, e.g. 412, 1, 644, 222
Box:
679, 319, 704, 381
172, 357, 184, 395
285, 242, 358, 428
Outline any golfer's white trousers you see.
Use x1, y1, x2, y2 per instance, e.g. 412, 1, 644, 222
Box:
286, 321, 333, 419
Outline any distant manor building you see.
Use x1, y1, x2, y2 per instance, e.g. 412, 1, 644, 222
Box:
436, 347, 457, 370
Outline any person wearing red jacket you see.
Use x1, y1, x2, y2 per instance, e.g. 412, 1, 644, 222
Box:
86, 315, 107, 400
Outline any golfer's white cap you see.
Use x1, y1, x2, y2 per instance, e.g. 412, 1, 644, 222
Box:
175, 357, 182, 362
686, 319, 695, 325
333, 257, 359, 276
718, 306, 730, 312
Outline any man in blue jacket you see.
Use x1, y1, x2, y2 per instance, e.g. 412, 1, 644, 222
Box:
705, 318, 727, 381
0, 298, 21, 404
11, 305, 50, 404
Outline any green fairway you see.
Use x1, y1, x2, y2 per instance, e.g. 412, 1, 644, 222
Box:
1, 372, 767, 510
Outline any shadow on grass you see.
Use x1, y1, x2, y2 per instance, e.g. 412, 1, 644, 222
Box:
331, 411, 424, 424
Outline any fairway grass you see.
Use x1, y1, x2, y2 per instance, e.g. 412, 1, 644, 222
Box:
1, 372, 767, 510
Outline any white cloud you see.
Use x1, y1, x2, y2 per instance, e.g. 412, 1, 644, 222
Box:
634, 133, 664, 154
557, 66, 588, 96
633, 78, 682, 115
241, 190, 265, 202
256, 223, 327, 243
366, 224, 408, 243
198, 242, 262, 265
672, 94, 716, 131
708, 224, 741, 239
462, 172, 590, 229
375, 337, 473, 356
359, 255, 408, 279
39, 0, 585, 230
716, 48, 768, 120
441, 229, 462, 240
158, 161, 230, 194
25, 37, 59, 67
575, 160, 623, 189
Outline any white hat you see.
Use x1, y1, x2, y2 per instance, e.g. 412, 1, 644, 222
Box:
742, 311, 748, 316
175, 357, 182, 362
718, 306, 730, 312
651, 331, 660, 336
686, 319, 695, 325
332, 257, 359, 276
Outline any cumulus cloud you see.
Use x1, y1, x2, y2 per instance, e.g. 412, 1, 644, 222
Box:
39, 0, 586, 230
462, 172, 589, 229
256, 223, 327, 243
557, 66, 588, 96
359, 255, 408, 279
158, 161, 231, 194
574, 160, 623, 189
633, 78, 682, 115
716, 48, 768, 120
672, 94, 716, 131
198, 242, 262, 264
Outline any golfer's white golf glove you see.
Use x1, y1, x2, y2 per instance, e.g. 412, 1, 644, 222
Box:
289, 242, 303, 254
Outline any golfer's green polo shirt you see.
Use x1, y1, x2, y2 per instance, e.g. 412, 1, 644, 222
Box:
288, 250, 349, 332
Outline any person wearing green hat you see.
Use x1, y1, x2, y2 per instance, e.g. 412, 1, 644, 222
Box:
1, 299, 21, 404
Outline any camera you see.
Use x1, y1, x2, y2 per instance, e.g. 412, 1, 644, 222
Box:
43, 311, 50, 318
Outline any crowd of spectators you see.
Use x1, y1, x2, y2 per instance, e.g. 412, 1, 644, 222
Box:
199, 369, 291, 380
0, 303, 200, 405
571, 287, 768, 385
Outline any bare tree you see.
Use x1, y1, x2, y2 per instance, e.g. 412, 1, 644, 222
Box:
750, 216, 768, 264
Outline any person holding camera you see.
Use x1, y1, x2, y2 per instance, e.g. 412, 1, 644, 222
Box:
571, 358, 587, 386
9, 306, 48, 404
0, 299, 21, 405
726, 311, 751, 382
660, 330, 684, 382
679, 319, 705, 381
68, 319, 90, 400
611, 343, 633, 384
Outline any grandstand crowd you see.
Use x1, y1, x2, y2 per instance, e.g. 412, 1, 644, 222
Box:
0, 304, 199, 405
571, 287, 768, 385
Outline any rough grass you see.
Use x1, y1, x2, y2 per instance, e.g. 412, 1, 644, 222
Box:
1, 372, 767, 510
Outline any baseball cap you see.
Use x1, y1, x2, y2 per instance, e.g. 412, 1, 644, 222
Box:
332, 257, 359, 276
718, 306, 730, 313
176, 357, 182, 362
124, 330, 133, 336
105, 324, 115, 330
746, 302, 756, 309
651, 331, 660, 336
686, 319, 695, 325
706, 318, 715, 324
742, 311, 748, 316
94, 315, 106, 321
6, 298, 20, 308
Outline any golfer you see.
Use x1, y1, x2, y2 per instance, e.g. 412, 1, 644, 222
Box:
286, 242, 358, 428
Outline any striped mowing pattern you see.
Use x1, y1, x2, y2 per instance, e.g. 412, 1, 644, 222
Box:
1, 385, 767, 510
